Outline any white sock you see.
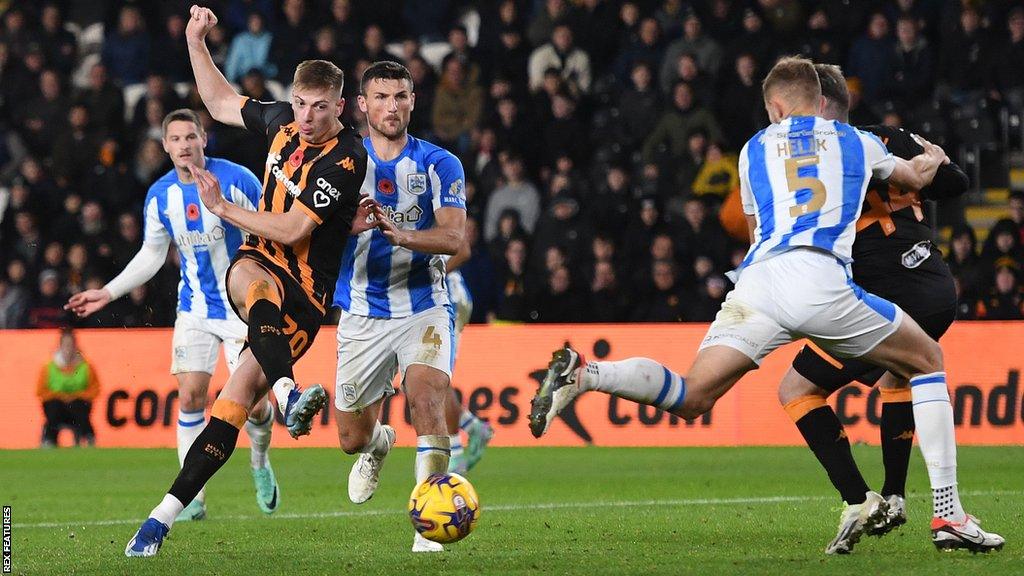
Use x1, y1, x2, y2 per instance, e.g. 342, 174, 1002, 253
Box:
177, 408, 207, 502
449, 433, 464, 461
580, 358, 686, 412
910, 372, 966, 522
245, 403, 273, 469
149, 494, 184, 529
459, 409, 481, 431
360, 421, 391, 458
271, 377, 295, 413
415, 435, 451, 484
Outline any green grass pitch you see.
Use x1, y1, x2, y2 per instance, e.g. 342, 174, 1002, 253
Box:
1, 446, 1021, 575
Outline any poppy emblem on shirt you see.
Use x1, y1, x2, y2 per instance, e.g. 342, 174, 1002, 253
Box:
378, 178, 395, 195
186, 203, 201, 221
288, 148, 305, 168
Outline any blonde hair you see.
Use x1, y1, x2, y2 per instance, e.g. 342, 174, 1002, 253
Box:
293, 60, 345, 96
762, 56, 821, 109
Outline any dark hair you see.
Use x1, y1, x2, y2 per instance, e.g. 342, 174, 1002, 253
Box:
360, 60, 413, 94
161, 108, 204, 136
814, 63, 850, 119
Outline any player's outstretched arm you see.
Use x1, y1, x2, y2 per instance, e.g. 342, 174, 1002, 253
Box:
65, 242, 169, 317
185, 5, 243, 127
191, 164, 316, 245
372, 205, 465, 255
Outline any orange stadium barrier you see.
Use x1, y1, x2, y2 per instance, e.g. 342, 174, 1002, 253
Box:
1, 323, 1022, 449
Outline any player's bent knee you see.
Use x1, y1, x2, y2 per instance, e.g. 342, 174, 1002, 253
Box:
337, 430, 371, 454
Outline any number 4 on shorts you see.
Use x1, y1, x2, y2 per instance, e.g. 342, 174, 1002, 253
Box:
422, 326, 442, 348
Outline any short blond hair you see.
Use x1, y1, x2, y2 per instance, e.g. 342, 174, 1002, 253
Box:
762, 56, 821, 108
293, 59, 345, 96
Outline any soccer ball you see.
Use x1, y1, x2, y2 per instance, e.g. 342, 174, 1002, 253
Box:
408, 472, 480, 544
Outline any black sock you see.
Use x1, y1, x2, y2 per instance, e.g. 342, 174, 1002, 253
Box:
880, 401, 914, 498
247, 299, 293, 385
169, 417, 239, 506
795, 406, 870, 504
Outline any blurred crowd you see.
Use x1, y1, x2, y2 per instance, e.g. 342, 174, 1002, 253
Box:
2, 0, 1024, 329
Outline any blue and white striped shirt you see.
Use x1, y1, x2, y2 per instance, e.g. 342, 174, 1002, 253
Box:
733, 116, 896, 279
333, 135, 467, 318
143, 157, 261, 320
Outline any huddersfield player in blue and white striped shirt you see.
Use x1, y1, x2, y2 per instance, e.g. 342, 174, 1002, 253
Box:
528, 58, 987, 553
66, 109, 280, 521
329, 61, 468, 553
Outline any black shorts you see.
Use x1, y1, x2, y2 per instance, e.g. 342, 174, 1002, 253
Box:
791, 271, 957, 393
228, 250, 323, 362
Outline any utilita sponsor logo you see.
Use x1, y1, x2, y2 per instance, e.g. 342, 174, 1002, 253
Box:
835, 370, 1024, 427
176, 225, 224, 248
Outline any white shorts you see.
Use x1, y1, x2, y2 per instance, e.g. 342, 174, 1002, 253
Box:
700, 248, 904, 364
335, 305, 454, 412
171, 311, 247, 375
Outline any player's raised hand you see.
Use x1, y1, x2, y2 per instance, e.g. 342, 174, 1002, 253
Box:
64, 289, 112, 318
350, 195, 380, 235
185, 5, 218, 46
189, 163, 227, 215
370, 204, 409, 247
912, 134, 951, 165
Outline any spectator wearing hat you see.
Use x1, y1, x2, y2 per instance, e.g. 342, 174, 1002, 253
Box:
37, 327, 100, 447
28, 269, 66, 328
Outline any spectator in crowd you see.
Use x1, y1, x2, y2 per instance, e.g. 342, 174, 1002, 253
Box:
975, 264, 1024, 320
531, 194, 593, 275
527, 0, 571, 49
631, 259, 686, 322
0, 259, 30, 328
37, 327, 100, 447
432, 56, 483, 156
684, 273, 729, 321
677, 197, 730, 271
101, 6, 150, 85
527, 23, 592, 96
28, 269, 66, 328
16, 69, 69, 157
531, 265, 585, 323
39, 3, 77, 76
691, 142, 739, 203
617, 61, 662, 149
445, 24, 482, 85
798, 8, 842, 66
1009, 192, 1024, 245
846, 12, 894, 105
947, 224, 982, 311
939, 7, 988, 105
576, 0, 621, 75
51, 105, 101, 184
151, 13, 192, 83
358, 24, 389, 63
889, 15, 933, 108
271, 0, 313, 84
726, 8, 775, 73
989, 7, 1024, 110
587, 259, 630, 323
329, 0, 360, 57
642, 81, 722, 176
613, 16, 662, 82
484, 153, 541, 241
77, 63, 125, 135
495, 236, 529, 322
660, 12, 722, 92
225, 12, 276, 82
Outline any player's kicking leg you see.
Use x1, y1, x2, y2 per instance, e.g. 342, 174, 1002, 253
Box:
126, 350, 268, 557
229, 258, 327, 438
858, 320, 1005, 553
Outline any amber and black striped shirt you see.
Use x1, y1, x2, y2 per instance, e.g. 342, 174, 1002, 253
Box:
238, 97, 368, 312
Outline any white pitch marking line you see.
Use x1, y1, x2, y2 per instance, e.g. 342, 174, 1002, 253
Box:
12, 490, 1021, 529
